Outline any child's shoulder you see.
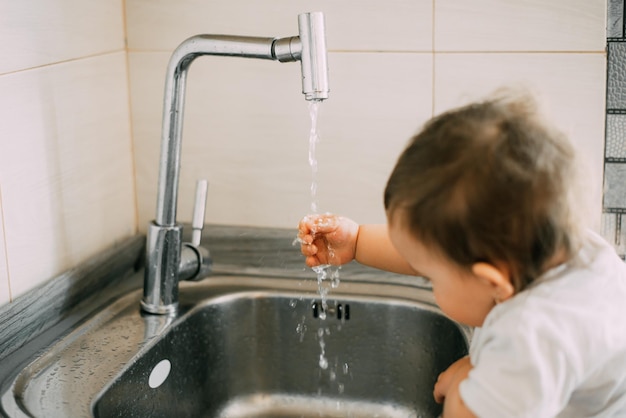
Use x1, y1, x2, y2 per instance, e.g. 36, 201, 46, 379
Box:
467, 230, 626, 417
525, 229, 626, 292
555, 229, 626, 290
484, 230, 626, 345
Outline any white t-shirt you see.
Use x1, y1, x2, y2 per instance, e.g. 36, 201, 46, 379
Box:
459, 230, 626, 418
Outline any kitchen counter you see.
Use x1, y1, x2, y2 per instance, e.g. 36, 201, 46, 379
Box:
0, 224, 428, 374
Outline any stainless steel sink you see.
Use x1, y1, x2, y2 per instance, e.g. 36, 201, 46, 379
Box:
3, 274, 470, 418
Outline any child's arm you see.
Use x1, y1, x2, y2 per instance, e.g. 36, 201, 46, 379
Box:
434, 357, 477, 418
353, 224, 417, 275
298, 214, 417, 275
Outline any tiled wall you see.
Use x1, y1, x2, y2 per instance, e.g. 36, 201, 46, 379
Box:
127, 0, 607, 234
0, 2, 137, 305
0, 1, 608, 307
604, 0, 626, 257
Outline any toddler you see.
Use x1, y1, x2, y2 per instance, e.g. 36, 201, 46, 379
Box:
298, 93, 626, 417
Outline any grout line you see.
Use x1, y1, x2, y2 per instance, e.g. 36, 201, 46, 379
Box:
121, 0, 140, 234
617, 214, 622, 246
0, 49, 126, 77
126, 48, 606, 55
432, 50, 605, 55
431, 0, 436, 117
0, 184, 12, 303
328, 49, 605, 55
126, 48, 172, 54
623, 0, 626, 39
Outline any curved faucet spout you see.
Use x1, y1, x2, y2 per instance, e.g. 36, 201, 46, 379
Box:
142, 12, 330, 315
156, 35, 282, 227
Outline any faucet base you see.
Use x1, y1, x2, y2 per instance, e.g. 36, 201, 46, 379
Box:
142, 222, 183, 313
140, 300, 179, 315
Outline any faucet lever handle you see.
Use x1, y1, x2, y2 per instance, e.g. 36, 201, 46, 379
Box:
191, 179, 208, 246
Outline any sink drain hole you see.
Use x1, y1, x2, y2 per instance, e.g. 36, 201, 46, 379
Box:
338, 303, 350, 320
312, 301, 350, 320
312, 301, 320, 318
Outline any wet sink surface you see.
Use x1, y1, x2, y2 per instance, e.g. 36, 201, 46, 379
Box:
6, 275, 470, 418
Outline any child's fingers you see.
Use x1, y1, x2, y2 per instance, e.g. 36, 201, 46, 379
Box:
301, 243, 318, 256
296, 233, 314, 246
298, 218, 314, 236
311, 216, 338, 234
299, 214, 338, 234
305, 256, 321, 268
298, 214, 337, 268
433, 391, 444, 404
433, 382, 445, 404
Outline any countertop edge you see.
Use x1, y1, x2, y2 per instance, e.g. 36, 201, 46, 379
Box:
0, 235, 146, 364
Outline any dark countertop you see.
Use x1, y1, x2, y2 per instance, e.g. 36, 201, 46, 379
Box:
201, 224, 429, 283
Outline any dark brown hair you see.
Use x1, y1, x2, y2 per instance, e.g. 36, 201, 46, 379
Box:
384, 93, 580, 291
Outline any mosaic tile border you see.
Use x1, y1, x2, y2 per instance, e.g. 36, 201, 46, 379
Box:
604, 0, 626, 258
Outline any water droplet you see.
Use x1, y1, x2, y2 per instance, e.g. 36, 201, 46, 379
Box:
319, 355, 328, 370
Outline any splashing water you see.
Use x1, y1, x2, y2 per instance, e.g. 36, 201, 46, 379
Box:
292, 100, 346, 392
317, 327, 329, 369
312, 263, 340, 320
306, 100, 341, 297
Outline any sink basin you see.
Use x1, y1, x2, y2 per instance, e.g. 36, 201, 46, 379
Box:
4, 274, 470, 418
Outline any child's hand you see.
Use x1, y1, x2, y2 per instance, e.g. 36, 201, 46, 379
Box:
433, 356, 472, 404
297, 214, 359, 268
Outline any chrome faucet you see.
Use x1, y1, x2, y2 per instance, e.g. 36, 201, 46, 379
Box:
141, 12, 330, 314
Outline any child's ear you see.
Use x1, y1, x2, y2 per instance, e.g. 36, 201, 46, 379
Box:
471, 262, 515, 303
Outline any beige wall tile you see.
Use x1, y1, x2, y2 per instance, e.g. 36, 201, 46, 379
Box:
125, 0, 432, 52
313, 53, 433, 223
128, 1, 607, 235
435, 0, 605, 52
130, 51, 432, 230
0, 188, 10, 306
0, 0, 607, 308
0, 52, 136, 299
434, 52, 606, 230
0, 0, 125, 74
